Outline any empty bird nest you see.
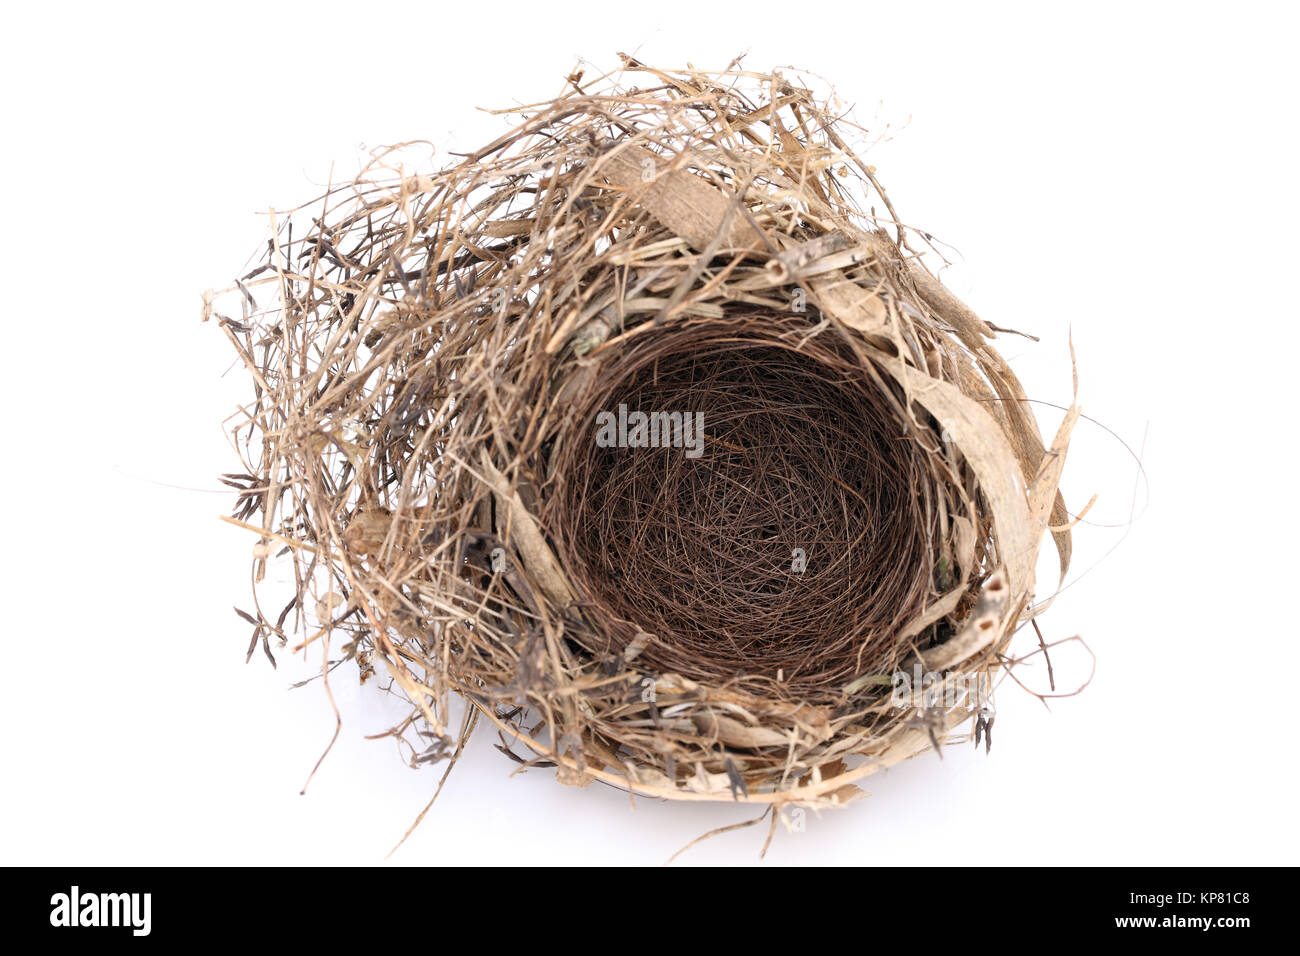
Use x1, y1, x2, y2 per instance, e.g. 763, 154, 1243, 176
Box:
210, 57, 1080, 828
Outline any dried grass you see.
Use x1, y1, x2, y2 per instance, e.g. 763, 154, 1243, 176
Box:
208, 56, 1079, 826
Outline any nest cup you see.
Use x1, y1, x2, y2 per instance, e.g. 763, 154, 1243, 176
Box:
550, 312, 939, 700
216, 58, 1077, 813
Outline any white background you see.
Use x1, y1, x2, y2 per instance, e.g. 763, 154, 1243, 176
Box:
2, 1, 1296, 865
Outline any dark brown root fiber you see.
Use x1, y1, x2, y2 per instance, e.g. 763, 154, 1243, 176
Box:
550, 313, 938, 699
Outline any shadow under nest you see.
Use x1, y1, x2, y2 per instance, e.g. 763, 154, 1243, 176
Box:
215, 58, 1075, 813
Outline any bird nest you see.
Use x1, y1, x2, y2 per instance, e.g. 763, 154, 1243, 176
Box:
212, 58, 1078, 821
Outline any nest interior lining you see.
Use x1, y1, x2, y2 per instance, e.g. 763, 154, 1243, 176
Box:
549, 312, 942, 699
